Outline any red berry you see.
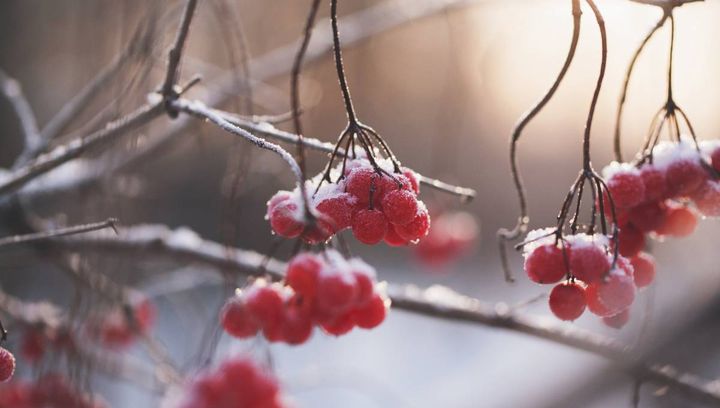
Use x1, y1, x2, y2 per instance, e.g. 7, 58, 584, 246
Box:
346, 167, 378, 206
692, 180, 720, 217
656, 205, 697, 237
20, 330, 45, 363
602, 309, 630, 329
569, 244, 610, 283
220, 298, 259, 339
0, 348, 15, 382
316, 273, 358, 314
629, 201, 667, 232
286, 253, 322, 298
354, 294, 387, 329
321, 312, 356, 336
269, 201, 303, 238
245, 286, 285, 330
617, 224, 645, 258
384, 224, 409, 246
267, 192, 291, 218
300, 223, 332, 245
281, 306, 313, 345
353, 271, 375, 305
630, 252, 656, 288
606, 171, 645, 208
585, 283, 612, 317
316, 195, 354, 232
403, 168, 420, 194
382, 190, 419, 226
548, 282, 587, 321
395, 210, 430, 242
352, 209, 388, 244
592, 272, 636, 316
524, 244, 567, 284
640, 166, 668, 202
712, 147, 720, 173
666, 159, 707, 197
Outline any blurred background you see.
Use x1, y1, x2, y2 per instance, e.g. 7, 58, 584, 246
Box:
1, 0, 720, 407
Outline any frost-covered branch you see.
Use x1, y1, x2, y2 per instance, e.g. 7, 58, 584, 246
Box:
0, 218, 117, 248
61, 224, 720, 406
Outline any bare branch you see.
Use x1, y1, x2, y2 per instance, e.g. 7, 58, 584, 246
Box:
0, 218, 117, 248
62, 224, 720, 406
0, 69, 40, 153
161, 0, 199, 99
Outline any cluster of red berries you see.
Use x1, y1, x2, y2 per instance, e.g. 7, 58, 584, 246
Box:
603, 140, 720, 258
20, 327, 75, 364
177, 356, 286, 408
0, 374, 106, 408
414, 210, 478, 267
86, 298, 156, 349
523, 230, 645, 329
0, 348, 14, 383
266, 157, 429, 246
221, 251, 388, 344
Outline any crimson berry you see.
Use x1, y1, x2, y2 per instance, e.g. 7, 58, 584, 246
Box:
602, 309, 630, 329
692, 180, 720, 217
617, 224, 645, 258
548, 282, 587, 321
316, 273, 358, 314
354, 294, 387, 329
0, 348, 14, 382
322, 311, 356, 336
630, 252, 656, 288
316, 195, 355, 232
346, 167, 378, 206
245, 286, 285, 329
395, 210, 430, 242
524, 244, 567, 284
593, 272, 636, 316
666, 159, 707, 197
640, 166, 668, 202
267, 192, 292, 218
584, 281, 614, 317
569, 244, 610, 283
712, 147, 720, 173
286, 253, 322, 298
629, 201, 667, 232
220, 298, 259, 339
403, 168, 420, 194
656, 205, 697, 237
21, 330, 45, 363
300, 223, 332, 245
353, 271, 375, 305
352, 209, 388, 244
606, 171, 645, 208
269, 201, 303, 238
384, 224, 409, 246
382, 190, 419, 226
281, 306, 313, 345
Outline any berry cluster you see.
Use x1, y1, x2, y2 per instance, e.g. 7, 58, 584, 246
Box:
0, 374, 106, 408
523, 230, 642, 328
414, 210, 478, 266
177, 356, 286, 408
603, 140, 720, 259
221, 251, 388, 344
266, 157, 429, 246
20, 327, 75, 365
0, 348, 14, 383
86, 298, 156, 349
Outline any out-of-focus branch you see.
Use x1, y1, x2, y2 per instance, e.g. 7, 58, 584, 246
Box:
62, 224, 720, 406
0, 218, 117, 248
629, 0, 703, 8
161, 0, 199, 103
0, 69, 40, 155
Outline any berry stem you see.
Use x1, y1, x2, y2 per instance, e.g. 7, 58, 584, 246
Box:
330, 0, 358, 126
581, 0, 606, 173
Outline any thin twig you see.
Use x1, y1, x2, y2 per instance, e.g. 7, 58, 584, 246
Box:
161, 0, 199, 100
61, 224, 720, 406
0, 69, 40, 153
0, 218, 117, 248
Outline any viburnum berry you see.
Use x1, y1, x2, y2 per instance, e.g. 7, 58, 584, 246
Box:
585, 282, 613, 317
0, 348, 14, 382
548, 281, 586, 321
629, 201, 667, 233
352, 209, 388, 244
656, 205, 698, 237
712, 147, 720, 173
384, 224, 409, 247
604, 165, 646, 208
345, 167, 378, 206
524, 243, 567, 284
617, 224, 645, 258
640, 165, 668, 202
630, 252, 656, 288
590, 270, 636, 316
269, 200, 303, 238
286, 253, 322, 298
569, 243, 610, 283
382, 189, 419, 226
403, 168, 420, 194
316, 195, 355, 232
666, 159, 707, 197
316, 273, 358, 315
692, 180, 720, 217
281, 305, 313, 345
353, 294, 387, 329
220, 297, 259, 339
602, 309, 630, 329
245, 286, 286, 332
395, 209, 430, 242
321, 311, 356, 336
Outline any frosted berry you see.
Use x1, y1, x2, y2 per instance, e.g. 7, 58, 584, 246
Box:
617, 224, 645, 258
592, 272, 636, 316
316, 273, 358, 314
666, 159, 706, 197
524, 244, 567, 284
656, 205, 697, 237
354, 294, 387, 329
281, 306, 313, 345
629, 201, 667, 232
321, 312, 356, 336
712, 147, 720, 173
353, 271, 375, 304
403, 168, 420, 194
630, 252, 656, 288
0, 348, 14, 382
640, 166, 667, 202
382, 189, 419, 226
585, 281, 613, 317
269, 201, 303, 238
548, 282, 587, 321
602, 309, 630, 329
220, 298, 259, 339
606, 171, 645, 208
384, 225, 409, 247
346, 167, 378, 206
267, 192, 292, 218
569, 244, 610, 283
352, 209, 388, 244
395, 210, 430, 242
286, 253, 322, 298
245, 286, 285, 329
316, 195, 354, 232
692, 180, 720, 217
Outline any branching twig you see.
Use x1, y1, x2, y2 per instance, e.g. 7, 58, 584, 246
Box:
0, 218, 117, 248
61, 224, 720, 406
161, 0, 199, 103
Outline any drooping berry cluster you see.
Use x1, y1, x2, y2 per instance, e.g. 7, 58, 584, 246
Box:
523, 229, 642, 328
177, 356, 286, 408
266, 156, 429, 246
414, 210, 478, 266
603, 140, 720, 259
220, 251, 388, 344
0, 374, 106, 408
86, 298, 156, 349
